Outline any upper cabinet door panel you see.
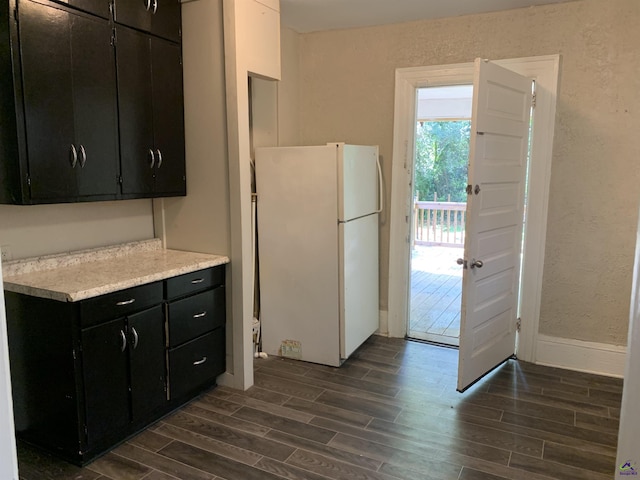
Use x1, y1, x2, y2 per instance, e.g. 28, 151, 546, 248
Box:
70, 12, 119, 197
19, 0, 77, 200
116, 26, 155, 195
113, 0, 181, 43
50, 0, 111, 18
151, 37, 185, 195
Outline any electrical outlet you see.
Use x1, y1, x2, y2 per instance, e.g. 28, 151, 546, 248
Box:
0, 245, 12, 262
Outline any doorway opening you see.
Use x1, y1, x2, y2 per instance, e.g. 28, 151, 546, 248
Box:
408, 85, 472, 346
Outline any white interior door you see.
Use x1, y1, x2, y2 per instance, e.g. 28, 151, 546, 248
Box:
457, 59, 533, 392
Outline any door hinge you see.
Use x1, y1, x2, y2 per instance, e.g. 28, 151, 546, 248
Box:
476, 131, 485, 136
26, 175, 31, 187
531, 91, 537, 109
110, 28, 116, 47
118, 175, 123, 185
72, 348, 76, 360
13, 6, 18, 23
516, 318, 522, 332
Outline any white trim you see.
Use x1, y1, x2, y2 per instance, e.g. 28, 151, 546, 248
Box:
536, 334, 626, 378
387, 55, 560, 363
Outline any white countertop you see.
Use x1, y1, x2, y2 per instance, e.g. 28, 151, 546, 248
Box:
2, 239, 229, 302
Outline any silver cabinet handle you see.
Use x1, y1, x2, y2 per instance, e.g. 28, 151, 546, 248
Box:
193, 356, 207, 366
148, 149, 155, 168
152, 0, 158, 14
69, 144, 78, 168
119, 330, 127, 352
191, 278, 204, 284
144, 0, 151, 11
79, 144, 87, 168
193, 311, 207, 319
116, 298, 135, 306
156, 149, 162, 168
131, 326, 139, 349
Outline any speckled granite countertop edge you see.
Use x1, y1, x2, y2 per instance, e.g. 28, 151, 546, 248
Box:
2, 240, 229, 302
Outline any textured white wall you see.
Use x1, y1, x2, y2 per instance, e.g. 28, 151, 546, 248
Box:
294, 0, 640, 345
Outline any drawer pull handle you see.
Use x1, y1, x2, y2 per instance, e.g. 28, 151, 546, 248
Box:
193, 311, 207, 319
191, 278, 205, 284
116, 299, 136, 306
119, 330, 127, 352
193, 356, 207, 366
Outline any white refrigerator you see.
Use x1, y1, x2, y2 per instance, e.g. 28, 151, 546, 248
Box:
255, 143, 380, 367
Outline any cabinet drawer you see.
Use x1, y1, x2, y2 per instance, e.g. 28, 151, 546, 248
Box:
168, 287, 225, 347
169, 328, 225, 400
80, 282, 163, 327
165, 266, 224, 300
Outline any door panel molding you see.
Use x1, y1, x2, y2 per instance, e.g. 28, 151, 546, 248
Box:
387, 55, 560, 363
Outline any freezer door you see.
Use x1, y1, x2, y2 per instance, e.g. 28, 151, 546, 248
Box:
339, 213, 380, 359
336, 144, 379, 222
255, 145, 342, 367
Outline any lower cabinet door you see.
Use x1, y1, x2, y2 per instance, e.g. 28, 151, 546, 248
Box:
81, 318, 130, 450
129, 305, 167, 422
169, 328, 225, 400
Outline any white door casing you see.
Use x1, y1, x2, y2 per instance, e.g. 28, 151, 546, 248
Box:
457, 59, 533, 392
387, 55, 559, 365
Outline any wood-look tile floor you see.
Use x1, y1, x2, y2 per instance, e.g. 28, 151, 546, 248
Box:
17, 336, 622, 480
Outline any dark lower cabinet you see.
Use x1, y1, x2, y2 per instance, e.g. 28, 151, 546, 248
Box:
5, 266, 226, 465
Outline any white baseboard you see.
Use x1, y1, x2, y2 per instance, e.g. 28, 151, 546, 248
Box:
536, 334, 627, 378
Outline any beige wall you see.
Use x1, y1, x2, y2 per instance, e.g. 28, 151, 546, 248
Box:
160, 0, 230, 257
0, 200, 154, 260
293, 0, 640, 345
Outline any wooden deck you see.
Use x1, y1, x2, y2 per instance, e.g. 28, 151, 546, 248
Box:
409, 245, 463, 346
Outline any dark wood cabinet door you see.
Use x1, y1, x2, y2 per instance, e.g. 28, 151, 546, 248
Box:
19, 0, 77, 200
150, 0, 181, 43
116, 26, 155, 195
81, 318, 130, 450
52, 0, 111, 18
128, 305, 167, 422
70, 11, 120, 197
151, 37, 185, 195
113, 0, 181, 43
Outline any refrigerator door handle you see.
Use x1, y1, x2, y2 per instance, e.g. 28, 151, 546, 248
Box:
374, 157, 384, 214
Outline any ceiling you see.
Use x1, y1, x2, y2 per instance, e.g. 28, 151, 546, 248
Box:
280, 0, 576, 33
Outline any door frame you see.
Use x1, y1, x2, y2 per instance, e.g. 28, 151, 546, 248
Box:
387, 55, 560, 363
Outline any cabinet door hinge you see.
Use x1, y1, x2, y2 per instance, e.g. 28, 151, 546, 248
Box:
26, 175, 31, 187
118, 175, 123, 185
110, 28, 116, 47
516, 317, 522, 332
13, 6, 18, 23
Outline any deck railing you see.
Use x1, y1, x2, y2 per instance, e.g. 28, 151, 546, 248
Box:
413, 194, 466, 247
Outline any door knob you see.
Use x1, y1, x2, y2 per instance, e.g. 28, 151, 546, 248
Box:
470, 259, 484, 269
456, 258, 467, 269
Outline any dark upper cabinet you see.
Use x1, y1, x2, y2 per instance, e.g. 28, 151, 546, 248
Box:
0, 0, 185, 204
117, 25, 185, 197
113, 0, 181, 42
50, 0, 111, 18
8, 0, 119, 202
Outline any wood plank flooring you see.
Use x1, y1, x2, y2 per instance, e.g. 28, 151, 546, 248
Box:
17, 336, 622, 480
409, 246, 463, 345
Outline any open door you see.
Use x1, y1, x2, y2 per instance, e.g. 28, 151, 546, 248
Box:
457, 59, 533, 392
